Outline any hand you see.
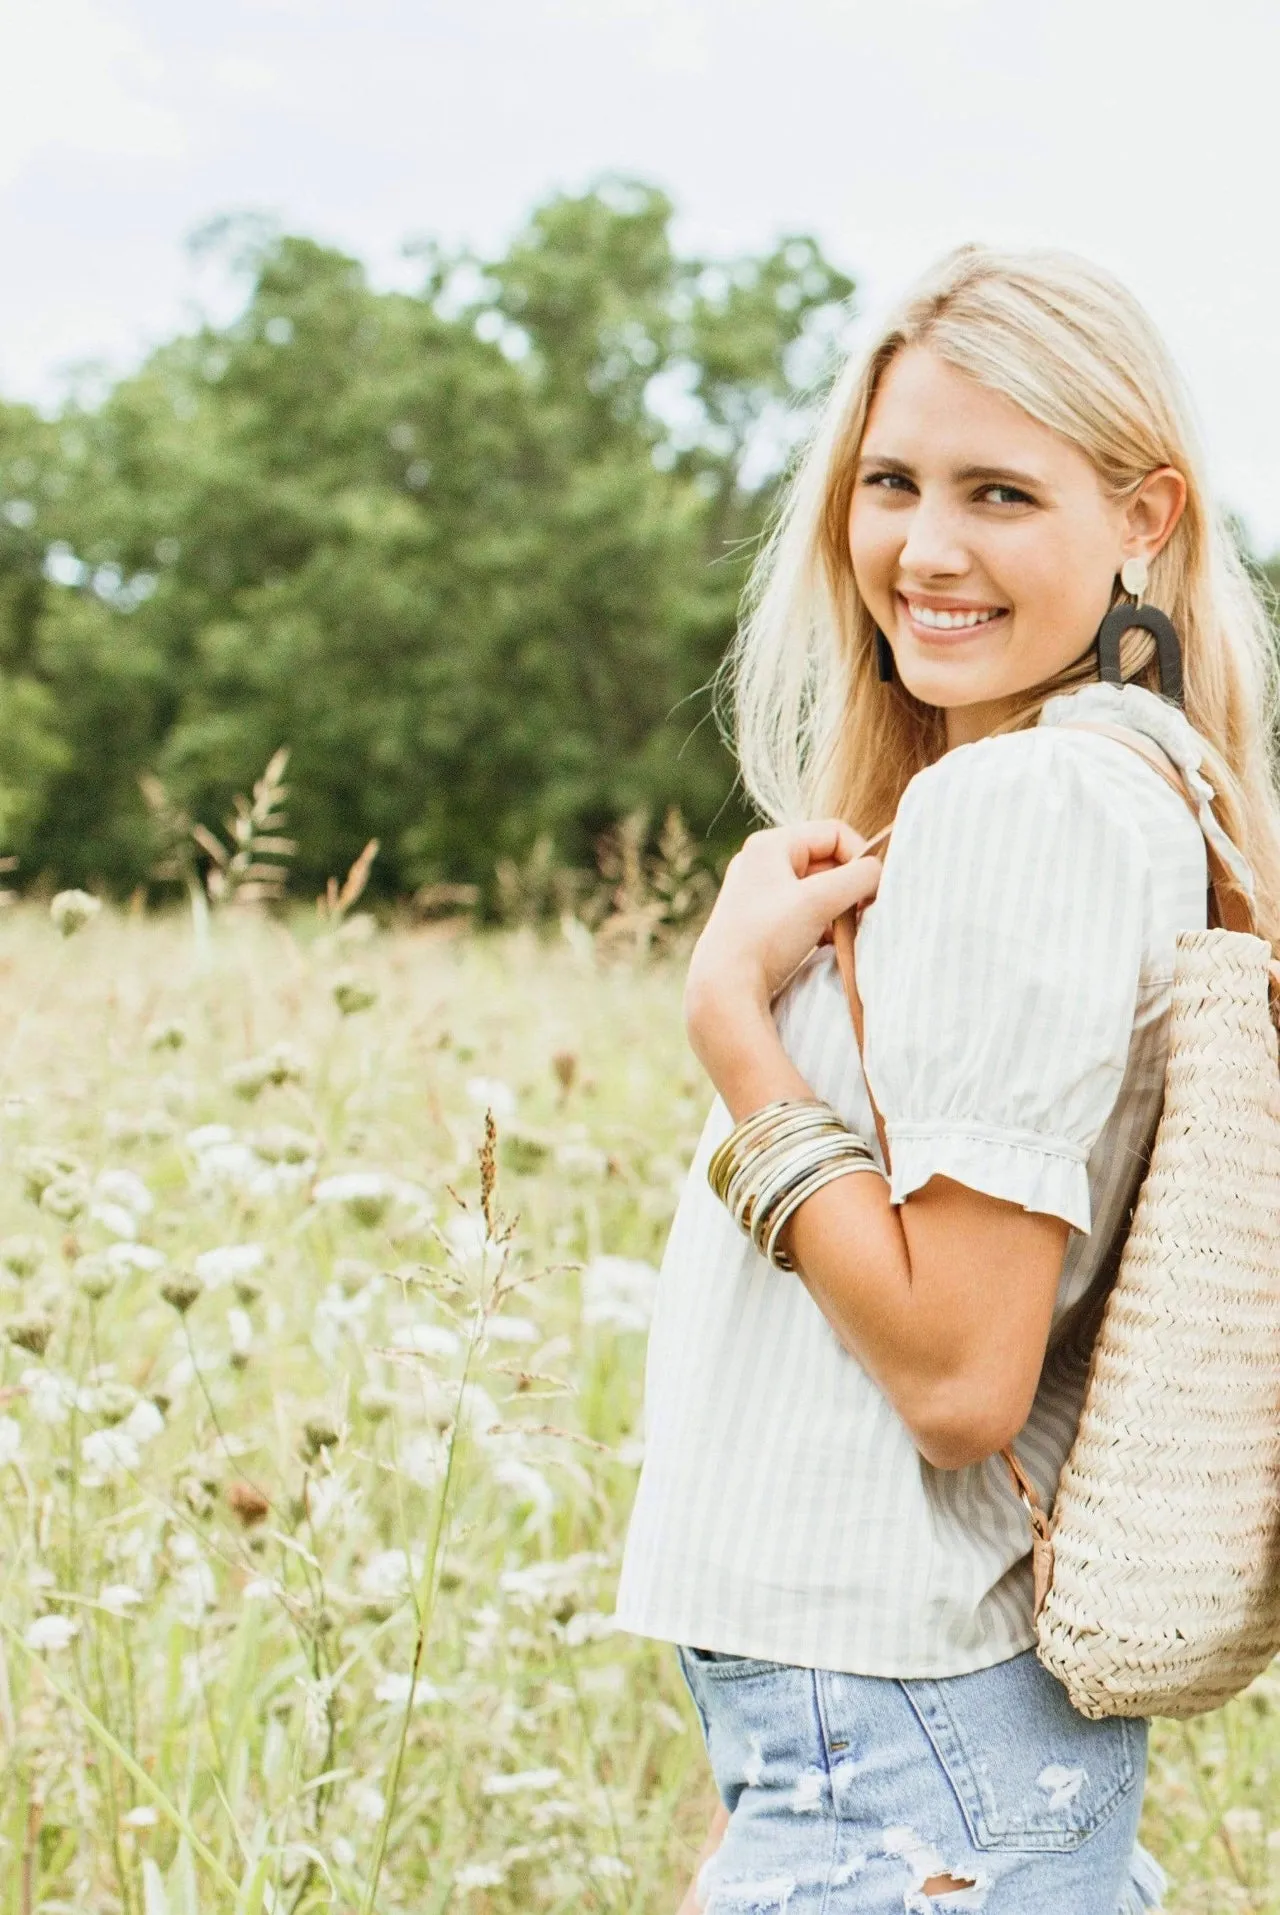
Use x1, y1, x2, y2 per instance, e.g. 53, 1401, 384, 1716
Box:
685, 820, 882, 1024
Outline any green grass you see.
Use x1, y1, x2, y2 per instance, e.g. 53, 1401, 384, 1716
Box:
0, 904, 1273, 1911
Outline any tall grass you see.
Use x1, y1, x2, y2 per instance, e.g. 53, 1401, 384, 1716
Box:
0, 904, 1273, 1911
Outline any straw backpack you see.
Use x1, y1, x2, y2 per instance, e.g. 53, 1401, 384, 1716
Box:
832, 719, 1280, 1721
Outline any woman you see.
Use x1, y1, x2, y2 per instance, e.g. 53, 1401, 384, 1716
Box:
613, 244, 1280, 1913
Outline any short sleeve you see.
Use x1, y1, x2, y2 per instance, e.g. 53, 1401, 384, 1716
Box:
856, 731, 1152, 1233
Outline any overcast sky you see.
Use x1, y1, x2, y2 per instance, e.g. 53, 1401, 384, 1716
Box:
3, 0, 1280, 545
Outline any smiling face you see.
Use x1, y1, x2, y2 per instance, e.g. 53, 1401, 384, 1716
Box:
847, 345, 1183, 747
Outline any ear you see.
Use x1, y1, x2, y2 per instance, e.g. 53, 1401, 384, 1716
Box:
1122, 465, 1187, 566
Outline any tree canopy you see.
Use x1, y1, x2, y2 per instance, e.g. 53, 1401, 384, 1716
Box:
0, 180, 855, 903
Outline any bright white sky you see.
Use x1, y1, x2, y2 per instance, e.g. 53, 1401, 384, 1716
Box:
3, 0, 1279, 546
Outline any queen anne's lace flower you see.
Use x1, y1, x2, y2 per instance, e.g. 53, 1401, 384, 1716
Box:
25, 1614, 80, 1650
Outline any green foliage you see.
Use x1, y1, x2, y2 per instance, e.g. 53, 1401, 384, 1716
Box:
0, 181, 856, 902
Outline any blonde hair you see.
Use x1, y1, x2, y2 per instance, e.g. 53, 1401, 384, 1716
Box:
722, 242, 1280, 951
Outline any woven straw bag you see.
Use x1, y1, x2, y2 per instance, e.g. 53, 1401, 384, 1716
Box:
833, 719, 1280, 1720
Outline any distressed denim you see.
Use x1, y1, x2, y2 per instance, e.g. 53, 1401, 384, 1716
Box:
678, 1644, 1166, 1913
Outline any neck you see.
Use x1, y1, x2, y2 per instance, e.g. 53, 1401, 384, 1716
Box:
944, 696, 1019, 751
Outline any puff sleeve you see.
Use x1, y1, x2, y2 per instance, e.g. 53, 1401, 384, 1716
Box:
855, 730, 1152, 1234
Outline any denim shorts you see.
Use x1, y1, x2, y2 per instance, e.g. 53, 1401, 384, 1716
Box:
677, 1644, 1167, 1913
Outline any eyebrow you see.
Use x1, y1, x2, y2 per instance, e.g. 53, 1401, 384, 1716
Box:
856, 454, 1049, 491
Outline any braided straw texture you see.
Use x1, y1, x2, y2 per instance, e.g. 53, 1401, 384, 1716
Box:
1038, 927, 1280, 1719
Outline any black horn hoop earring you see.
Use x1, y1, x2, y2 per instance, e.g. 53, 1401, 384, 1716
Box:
874, 627, 895, 684
1094, 557, 1183, 706
1094, 601, 1184, 707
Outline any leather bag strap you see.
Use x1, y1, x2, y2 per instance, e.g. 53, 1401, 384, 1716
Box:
829, 719, 1279, 1566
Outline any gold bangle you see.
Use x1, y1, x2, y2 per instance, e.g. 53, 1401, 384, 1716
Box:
713, 1102, 847, 1207
707, 1098, 828, 1199
763, 1157, 886, 1270
748, 1135, 876, 1251
723, 1113, 850, 1221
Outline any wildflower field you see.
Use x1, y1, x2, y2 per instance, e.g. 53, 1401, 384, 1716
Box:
0, 903, 1276, 1913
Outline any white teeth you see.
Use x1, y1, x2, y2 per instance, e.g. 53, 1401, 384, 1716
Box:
907, 603, 1004, 630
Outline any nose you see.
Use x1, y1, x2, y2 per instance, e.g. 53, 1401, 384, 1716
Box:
896, 492, 971, 582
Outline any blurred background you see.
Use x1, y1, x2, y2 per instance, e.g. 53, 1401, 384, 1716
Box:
1, 0, 1278, 908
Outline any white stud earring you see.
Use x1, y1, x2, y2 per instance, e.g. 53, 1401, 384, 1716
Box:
1120, 555, 1149, 601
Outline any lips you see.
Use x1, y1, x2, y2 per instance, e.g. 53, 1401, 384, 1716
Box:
898, 593, 1009, 639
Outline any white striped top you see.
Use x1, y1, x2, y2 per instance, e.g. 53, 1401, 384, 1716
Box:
614, 682, 1235, 1677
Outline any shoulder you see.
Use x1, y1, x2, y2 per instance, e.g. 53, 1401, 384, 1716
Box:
893, 727, 1153, 869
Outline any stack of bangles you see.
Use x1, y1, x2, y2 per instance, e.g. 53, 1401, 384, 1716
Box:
706, 1096, 886, 1273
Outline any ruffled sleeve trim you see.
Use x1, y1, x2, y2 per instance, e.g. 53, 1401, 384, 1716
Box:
885, 1119, 1093, 1234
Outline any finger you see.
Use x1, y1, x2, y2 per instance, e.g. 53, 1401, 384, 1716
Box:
788, 820, 865, 877
803, 854, 882, 919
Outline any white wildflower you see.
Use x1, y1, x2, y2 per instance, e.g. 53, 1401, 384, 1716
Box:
105, 1242, 166, 1277
0, 1416, 21, 1465
197, 1142, 261, 1188
172, 1555, 216, 1625
391, 1321, 459, 1360
122, 1805, 158, 1828
242, 1576, 283, 1603
374, 1671, 441, 1707
186, 1126, 262, 1189
442, 1212, 495, 1269
464, 1604, 502, 1660
23, 1366, 72, 1424
455, 1862, 508, 1890
194, 1243, 265, 1288
41, 1176, 88, 1221
0, 1234, 45, 1278
248, 1159, 314, 1198
227, 1307, 254, 1357
89, 1201, 137, 1240
457, 1382, 502, 1438
499, 1553, 608, 1610
400, 1431, 447, 1488
186, 1123, 235, 1153
106, 1107, 175, 1144
50, 889, 100, 936
313, 1171, 395, 1224
303, 1474, 345, 1529
99, 1583, 143, 1617
481, 1316, 540, 1345
95, 1169, 153, 1216
317, 1280, 373, 1326
164, 1354, 195, 1396
82, 1427, 140, 1479
490, 1455, 555, 1515
348, 1780, 385, 1823
481, 1767, 562, 1797
465, 1076, 517, 1120
561, 1609, 618, 1646
581, 1255, 658, 1333
122, 1397, 165, 1444
251, 1124, 318, 1164
357, 1549, 422, 1605
25, 1613, 79, 1650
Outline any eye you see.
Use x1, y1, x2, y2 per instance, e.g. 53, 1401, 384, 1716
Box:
861, 471, 915, 493
979, 483, 1034, 506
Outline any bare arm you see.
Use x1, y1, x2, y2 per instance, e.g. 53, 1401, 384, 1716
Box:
684, 980, 1069, 1471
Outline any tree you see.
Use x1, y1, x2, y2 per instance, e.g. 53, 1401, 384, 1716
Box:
0, 181, 857, 902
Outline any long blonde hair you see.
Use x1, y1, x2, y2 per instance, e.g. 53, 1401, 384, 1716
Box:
722, 242, 1280, 950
